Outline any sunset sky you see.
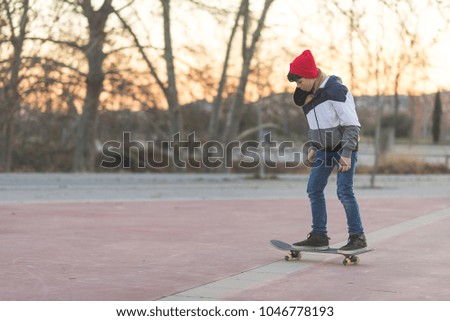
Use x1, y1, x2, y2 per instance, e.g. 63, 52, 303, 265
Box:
137, 0, 450, 96
3, 0, 449, 102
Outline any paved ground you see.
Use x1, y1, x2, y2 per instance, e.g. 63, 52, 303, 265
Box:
1, 173, 450, 300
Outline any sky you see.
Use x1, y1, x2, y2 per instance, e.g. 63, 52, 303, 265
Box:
3, 0, 449, 100
136, 0, 450, 96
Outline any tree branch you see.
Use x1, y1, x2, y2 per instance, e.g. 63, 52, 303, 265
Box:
104, 44, 154, 56
185, 0, 234, 16
26, 37, 85, 51
80, 0, 93, 17
113, 8, 167, 96
22, 56, 86, 77
2, 0, 16, 39
115, 0, 135, 12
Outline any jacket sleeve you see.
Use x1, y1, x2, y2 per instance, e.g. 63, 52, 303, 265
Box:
339, 125, 360, 158
330, 88, 361, 158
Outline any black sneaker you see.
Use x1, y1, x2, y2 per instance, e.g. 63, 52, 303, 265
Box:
292, 232, 330, 250
338, 234, 367, 254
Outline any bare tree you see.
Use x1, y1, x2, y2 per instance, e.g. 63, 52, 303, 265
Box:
222, 0, 275, 142
370, 48, 385, 188
326, 0, 444, 186
0, 0, 30, 171
31, 0, 118, 171
207, 0, 244, 140
160, 0, 182, 137
114, 0, 182, 139
383, 0, 429, 122
326, 0, 364, 93
70, 0, 115, 171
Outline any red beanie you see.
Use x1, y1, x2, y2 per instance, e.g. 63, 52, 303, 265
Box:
289, 50, 318, 79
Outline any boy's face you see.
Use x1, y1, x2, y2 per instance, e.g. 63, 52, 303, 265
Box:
296, 77, 315, 92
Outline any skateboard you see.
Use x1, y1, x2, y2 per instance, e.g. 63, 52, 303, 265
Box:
270, 239, 374, 266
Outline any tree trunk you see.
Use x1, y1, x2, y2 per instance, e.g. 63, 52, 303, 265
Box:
161, 0, 182, 138
1, 120, 13, 171
1, 90, 18, 172
370, 95, 383, 188
208, 0, 244, 140
72, 0, 113, 172
72, 70, 105, 171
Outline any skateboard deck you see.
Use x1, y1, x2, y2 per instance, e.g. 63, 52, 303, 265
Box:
270, 239, 374, 266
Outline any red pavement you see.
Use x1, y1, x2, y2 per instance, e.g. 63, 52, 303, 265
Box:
1, 197, 450, 300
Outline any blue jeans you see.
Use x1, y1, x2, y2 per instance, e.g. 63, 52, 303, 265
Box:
307, 150, 364, 236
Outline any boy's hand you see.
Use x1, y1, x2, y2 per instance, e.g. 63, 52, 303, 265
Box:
305, 148, 316, 167
339, 156, 352, 172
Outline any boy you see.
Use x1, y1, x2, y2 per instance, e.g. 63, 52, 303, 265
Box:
287, 49, 367, 254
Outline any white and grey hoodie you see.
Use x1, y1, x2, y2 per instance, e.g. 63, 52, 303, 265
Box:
294, 75, 360, 158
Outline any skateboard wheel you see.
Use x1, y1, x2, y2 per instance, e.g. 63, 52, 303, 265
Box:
343, 258, 352, 266
285, 252, 301, 261
351, 256, 360, 264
